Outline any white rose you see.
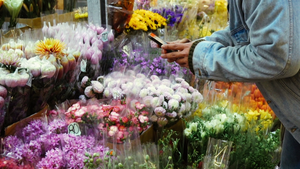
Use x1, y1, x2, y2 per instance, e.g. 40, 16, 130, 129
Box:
184, 128, 192, 136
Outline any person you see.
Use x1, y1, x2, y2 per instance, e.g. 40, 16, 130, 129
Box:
160, 0, 300, 168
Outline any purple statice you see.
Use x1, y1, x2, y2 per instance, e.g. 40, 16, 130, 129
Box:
20, 140, 42, 164
39, 133, 62, 152
48, 119, 68, 134
3, 135, 23, 152
21, 120, 47, 143
152, 5, 186, 27
65, 151, 87, 169
36, 148, 65, 169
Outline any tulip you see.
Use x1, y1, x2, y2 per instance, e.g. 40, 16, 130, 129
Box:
4, 0, 24, 27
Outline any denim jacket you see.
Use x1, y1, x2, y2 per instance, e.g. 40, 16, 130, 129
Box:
192, 0, 300, 142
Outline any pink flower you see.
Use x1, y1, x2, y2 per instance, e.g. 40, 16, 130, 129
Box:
81, 76, 89, 87
84, 86, 95, 98
117, 131, 124, 140
98, 123, 104, 130
75, 106, 87, 117
108, 126, 118, 136
121, 117, 129, 123
132, 117, 139, 125
109, 112, 120, 122
135, 102, 145, 110
48, 110, 58, 116
141, 111, 149, 116
118, 125, 127, 132
154, 107, 166, 117
75, 118, 82, 122
138, 115, 149, 123
166, 111, 177, 118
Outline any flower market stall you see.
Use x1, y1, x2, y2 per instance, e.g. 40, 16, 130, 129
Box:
0, 0, 282, 168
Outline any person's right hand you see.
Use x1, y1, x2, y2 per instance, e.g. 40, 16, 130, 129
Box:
161, 38, 191, 55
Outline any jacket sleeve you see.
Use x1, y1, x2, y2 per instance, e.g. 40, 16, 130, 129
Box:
192, 0, 300, 82
204, 26, 234, 47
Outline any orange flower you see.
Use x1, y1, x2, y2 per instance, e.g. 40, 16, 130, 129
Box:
35, 38, 66, 59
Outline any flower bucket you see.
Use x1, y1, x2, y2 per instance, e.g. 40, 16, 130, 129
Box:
140, 124, 154, 144
105, 137, 140, 152
203, 137, 232, 169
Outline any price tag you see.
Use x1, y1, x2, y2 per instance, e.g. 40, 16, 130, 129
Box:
80, 59, 87, 72
101, 32, 108, 42
68, 122, 81, 136
87, 0, 101, 25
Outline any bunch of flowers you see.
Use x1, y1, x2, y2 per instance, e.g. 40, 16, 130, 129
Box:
152, 5, 186, 27
64, 99, 151, 143
135, 0, 151, 10
125, 9, 167, 32
2, 118, 112, 169
0, 156, 33, 169
113, 50, 192, 79
185, 100, 281, 168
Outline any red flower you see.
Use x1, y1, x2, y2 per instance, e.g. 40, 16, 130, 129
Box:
135, 102, 145, 110
121, 116, 129, 123
198, 161, 203, 169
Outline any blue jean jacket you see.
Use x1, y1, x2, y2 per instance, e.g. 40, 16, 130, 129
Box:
192, 0, 300, 142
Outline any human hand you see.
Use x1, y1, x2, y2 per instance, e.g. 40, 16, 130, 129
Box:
161, 41, 193, 68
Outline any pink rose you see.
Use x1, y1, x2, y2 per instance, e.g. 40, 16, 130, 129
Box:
138, 115, 149, 123
118, 125, 127, 132
141, 111, 149, 116
109, 112, 120, 122
135, 102, 145, 110
132, 117, 139, 125
121, 117, 129, 123
113, 106, 121, 112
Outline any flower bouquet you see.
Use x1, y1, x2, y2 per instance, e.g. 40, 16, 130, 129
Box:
0, 48, 32, 136
185, 98, 281, 168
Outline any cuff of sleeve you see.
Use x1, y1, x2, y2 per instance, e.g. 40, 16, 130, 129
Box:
188, 39, 205, 74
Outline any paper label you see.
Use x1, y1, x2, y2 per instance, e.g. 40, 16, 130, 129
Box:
68, 122, 81, 136
87, 0, 101, 25
101, 32, 108, 42
80, 59, 87, 72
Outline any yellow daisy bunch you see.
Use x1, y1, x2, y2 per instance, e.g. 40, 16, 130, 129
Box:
126, 9, 166, 32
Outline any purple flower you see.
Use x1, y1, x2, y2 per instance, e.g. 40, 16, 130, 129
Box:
37, 148, 65, 169
65, 151, 87, 169
39, 133, 62, 152
3, 135, 23, 152
22, 120, 47, 143
20, 140, 42, 163
48, 119, 68, 134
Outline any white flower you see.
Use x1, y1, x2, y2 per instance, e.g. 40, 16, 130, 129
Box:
134, 81, 144, 89
172, 94, 182, 102
136, 73, 146, 79
192, 91, 203, 103
175, 77, 184, 83
103, 88, 111, 98
168, 99, 179, 110
91, 80, 104, 94
188, 86, 195, 93
84, 86, 95, 98
161, 79, 171, 87
151, 97, 162, 107
150, 75, 159, 81
130, 99, 138, 109
181, 80, 190, 89
171, 84, 181, 90
177, 87, 188, 94
139, 88, 149, 98
152, 79, 161, 86
189, 122, 198, 132
147, 86, 157, 95
111, 87, 122, 98
143, 96, 153, 107
150, 115, 158, 122
184, 128, 192, 136
4, 0, 23, 19
166, 111, 177, 118
179, 104, 186, 113
107, 80, 117, 88
131, 87, 141, 96
215, 123, 224, 134
185, 102, 191, 112
184, 93, 192, 102
163, 92, 172, 100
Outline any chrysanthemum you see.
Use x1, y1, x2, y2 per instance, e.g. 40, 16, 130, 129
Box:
35, 38, 66, 58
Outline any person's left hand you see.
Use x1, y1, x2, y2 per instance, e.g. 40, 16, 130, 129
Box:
161, 42, 193, 68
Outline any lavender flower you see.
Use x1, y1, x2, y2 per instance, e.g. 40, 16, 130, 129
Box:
65, 151, 87, 169
152, 5, 186, 27
37, 148, 65, 169
22, 120, 47, 143
3, 135, 23, 152
20, 140, 42, 163
48, 119, 68, 134
39, 133, 62, 152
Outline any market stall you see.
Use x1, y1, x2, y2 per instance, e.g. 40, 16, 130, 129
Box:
0, 0, 281, 168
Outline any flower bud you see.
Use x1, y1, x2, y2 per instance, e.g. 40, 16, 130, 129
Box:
60, 55, 69, 74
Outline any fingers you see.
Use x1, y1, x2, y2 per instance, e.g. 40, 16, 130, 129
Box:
167, 38, 191, 44
161, 43, 186, 51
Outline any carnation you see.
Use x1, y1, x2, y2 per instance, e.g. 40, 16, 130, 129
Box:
168, 99, 179, 110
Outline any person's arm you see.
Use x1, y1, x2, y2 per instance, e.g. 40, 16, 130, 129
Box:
191, 0, 300, 82
204, 26, 234, 47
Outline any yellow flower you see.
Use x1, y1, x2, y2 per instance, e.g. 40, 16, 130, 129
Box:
245, 110, 260, 121
259, 109, 273, 121
35, 38, 66, 59
215, 0, 228, 14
